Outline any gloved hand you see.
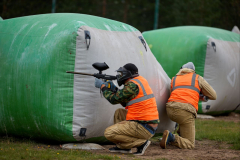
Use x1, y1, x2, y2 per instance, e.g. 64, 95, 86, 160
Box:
106, 81, 118, 92
202, 96, 209, 102
95, 78, 105, 88
199, 93, 209, 102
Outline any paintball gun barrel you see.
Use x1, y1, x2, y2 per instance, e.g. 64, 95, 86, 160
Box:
66, 62, 117, 81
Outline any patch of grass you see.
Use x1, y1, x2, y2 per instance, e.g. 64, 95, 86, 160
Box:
0, 137, 120, 160
196, 119, 240, 150
150, 135, 161, 142
126, 154, 135, 157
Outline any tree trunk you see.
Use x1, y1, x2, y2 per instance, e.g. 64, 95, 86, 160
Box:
123, 0, 128, 23
102, 0, 106, 17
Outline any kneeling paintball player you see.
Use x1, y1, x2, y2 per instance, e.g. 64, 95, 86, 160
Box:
160, 62, 217, 149
94, 63, 159, 156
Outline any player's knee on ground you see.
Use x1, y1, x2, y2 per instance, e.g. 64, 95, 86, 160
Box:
184, 141, 195, 149
189, 142, 195, 149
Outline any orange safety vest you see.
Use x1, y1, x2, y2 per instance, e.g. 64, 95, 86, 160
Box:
125, 76, 159, 121
168, 72, 201, 111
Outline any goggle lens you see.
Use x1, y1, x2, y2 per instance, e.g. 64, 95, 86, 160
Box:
117, 72, 123, 77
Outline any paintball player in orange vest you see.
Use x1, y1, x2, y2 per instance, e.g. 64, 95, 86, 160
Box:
160, 62, 217, 149
95, 63, 159, 156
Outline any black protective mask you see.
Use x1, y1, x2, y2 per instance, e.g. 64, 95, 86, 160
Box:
116, 67, 139, 86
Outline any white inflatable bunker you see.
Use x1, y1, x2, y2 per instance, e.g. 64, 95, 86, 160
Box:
73, 22, 174, 141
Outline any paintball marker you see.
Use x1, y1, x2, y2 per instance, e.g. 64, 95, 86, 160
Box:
66, 62, 117, 92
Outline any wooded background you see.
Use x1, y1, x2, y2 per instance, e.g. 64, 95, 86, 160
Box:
1, 0, 239, 32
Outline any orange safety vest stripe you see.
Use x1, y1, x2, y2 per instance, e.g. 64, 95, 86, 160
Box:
125, 76, 159, 121
168, 73, 201, 111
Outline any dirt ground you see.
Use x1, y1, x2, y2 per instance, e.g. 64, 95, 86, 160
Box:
213, 112, 240, 123
92, 140, 240, 160
89, 112, 240, 160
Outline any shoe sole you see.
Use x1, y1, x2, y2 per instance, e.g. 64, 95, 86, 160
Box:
160, 130, 169, 149
134, 141, 151, 156
109, 150, 132, 153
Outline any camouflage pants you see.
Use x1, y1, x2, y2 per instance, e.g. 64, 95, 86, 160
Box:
166, 107, 195, 149
104, 108, 153, 149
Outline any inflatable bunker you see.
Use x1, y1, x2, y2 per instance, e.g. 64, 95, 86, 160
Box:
0, 13, 174, 142
143, 26, 240, 115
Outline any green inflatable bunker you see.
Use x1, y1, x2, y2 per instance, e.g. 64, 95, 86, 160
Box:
143, 26, 240, 115
0, 13, 175, 142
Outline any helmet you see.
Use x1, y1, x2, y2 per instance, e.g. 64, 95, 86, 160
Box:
180, 62, 195, 71
116, 63, 139, 86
